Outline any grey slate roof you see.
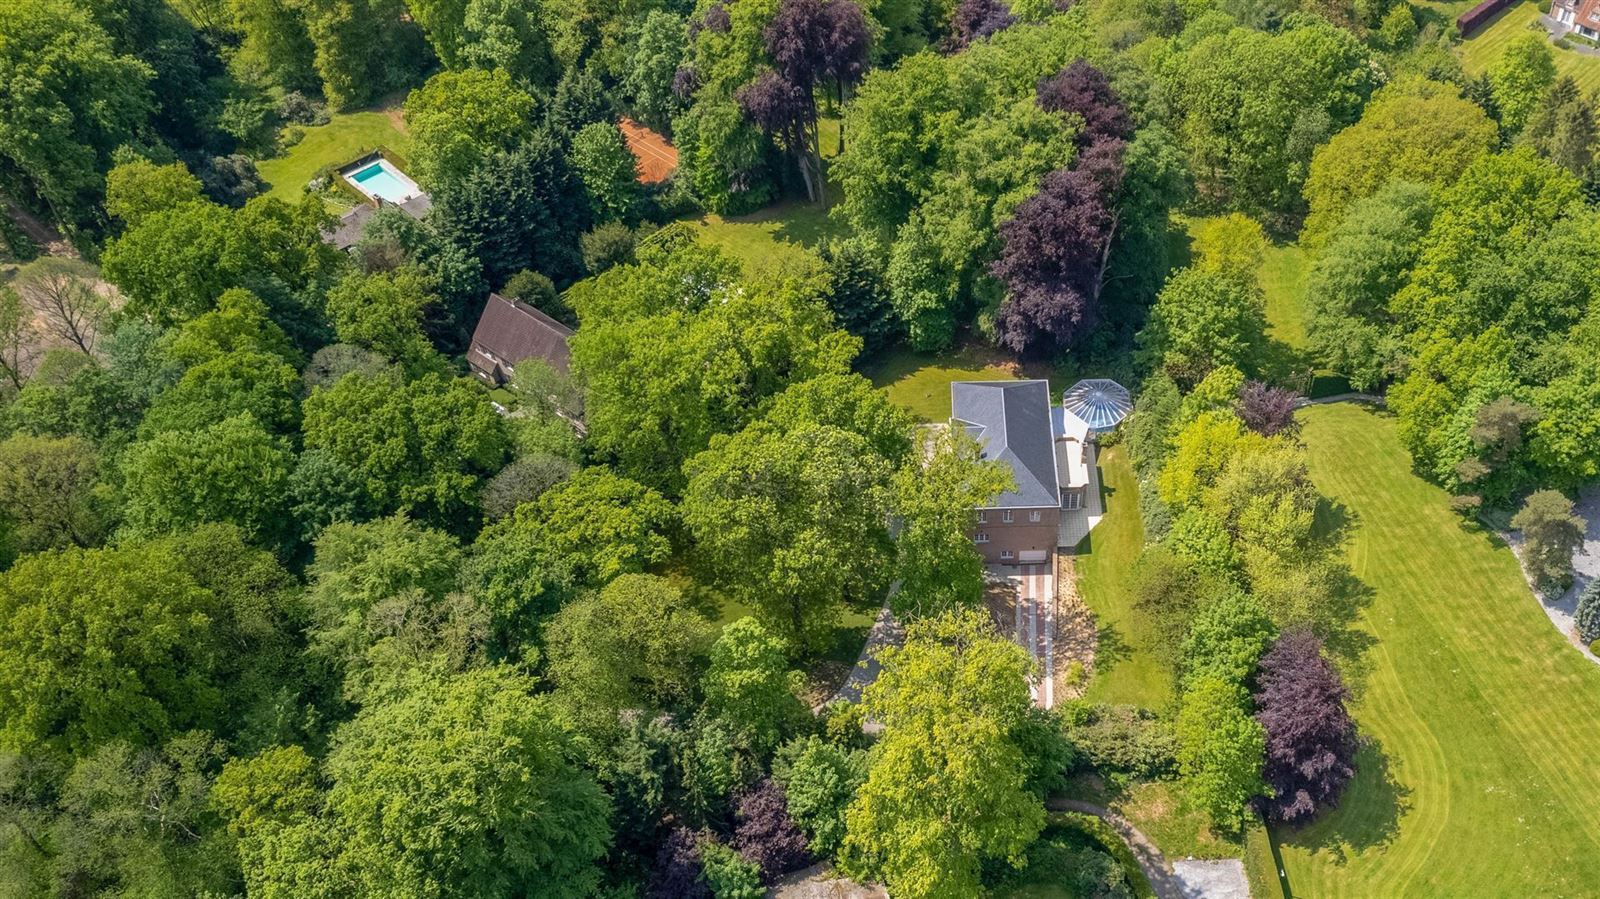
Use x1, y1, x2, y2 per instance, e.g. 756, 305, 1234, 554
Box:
324, 203, 375, 250
950, 380, 1061, 508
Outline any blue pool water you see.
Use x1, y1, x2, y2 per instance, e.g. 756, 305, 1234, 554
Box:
350, 162, 415, 203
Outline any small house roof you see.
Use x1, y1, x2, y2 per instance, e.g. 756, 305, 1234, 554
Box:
324, 204, 375, 250
951, 380, 1061, 509
468, 293, 574, 374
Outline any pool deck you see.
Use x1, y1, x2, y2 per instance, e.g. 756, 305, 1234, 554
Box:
339, 153, 425, 206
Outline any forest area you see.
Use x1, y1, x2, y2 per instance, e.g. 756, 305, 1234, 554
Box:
5, 0, 1600, 894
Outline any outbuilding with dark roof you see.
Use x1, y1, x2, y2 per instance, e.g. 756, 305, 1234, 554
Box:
466, 292, 574, 386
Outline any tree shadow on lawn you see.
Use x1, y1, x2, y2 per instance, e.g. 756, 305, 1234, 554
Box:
1309, 496, 1380, 697
1274, 739, 1411, 863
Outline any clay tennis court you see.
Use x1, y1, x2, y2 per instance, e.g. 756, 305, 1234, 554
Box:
619, 117, 679, 184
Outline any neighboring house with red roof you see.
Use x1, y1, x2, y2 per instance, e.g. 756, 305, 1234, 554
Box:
1552, 0, 1600, 38
466, 292, 573, 386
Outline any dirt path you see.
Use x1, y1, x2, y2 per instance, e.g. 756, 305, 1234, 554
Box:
1054, 555, 1097, 701
1047, 797, 1185, 899
1, 196, 72, 257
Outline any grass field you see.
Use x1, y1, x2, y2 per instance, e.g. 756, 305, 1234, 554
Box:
1457, 2, 1600, 95
1278, 403, 1600, 897
257, 109, 411, 203
1074, 445, 1172, 710
866, 345, 1026, 421
1260, 243, 1309, 351
684, 197, 841, 274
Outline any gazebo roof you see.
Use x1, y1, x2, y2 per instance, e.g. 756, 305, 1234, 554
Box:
1062, 378, 1132, 432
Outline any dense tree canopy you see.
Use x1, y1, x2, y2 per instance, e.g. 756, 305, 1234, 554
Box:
569, 243, 858, 490
0, 0, 154, 227
843, 609, 1044, 898
685, 422, 892, 651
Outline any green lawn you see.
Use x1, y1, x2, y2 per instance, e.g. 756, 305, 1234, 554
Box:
865, 345, 1025, 421
256, 109, 412, 204
684, 196, 843, 275
1074, 445, 1172, 710
1260, 242, 1309, 352
1457, 1, 1600, 95
1277, 403, 1600, 897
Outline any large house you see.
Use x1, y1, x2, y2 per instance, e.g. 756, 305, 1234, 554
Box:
1552, 0, 1600, 39
951, 378, 1126, 565
466, 292, 574, 386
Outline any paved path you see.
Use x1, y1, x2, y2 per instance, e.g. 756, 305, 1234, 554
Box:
1048, 798, 1185, 898
828, 601, 903, 708
1504, 483, 1600, 667
1171, 859, 1250, 899
1047, 799, 1252, 899
994, 563, 1058, 708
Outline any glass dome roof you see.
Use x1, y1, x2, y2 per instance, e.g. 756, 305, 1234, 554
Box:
1062, 378, 1132, 431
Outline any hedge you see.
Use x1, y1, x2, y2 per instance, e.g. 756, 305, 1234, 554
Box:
1458, 0, 1516, 36
1045, 812, 1157, 899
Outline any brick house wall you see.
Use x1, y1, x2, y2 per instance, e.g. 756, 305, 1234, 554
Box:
973, 507, 1060, 564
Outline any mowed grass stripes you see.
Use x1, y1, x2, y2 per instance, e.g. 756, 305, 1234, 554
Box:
1457, 2, 1600, 96
1279, 404, 1600, 897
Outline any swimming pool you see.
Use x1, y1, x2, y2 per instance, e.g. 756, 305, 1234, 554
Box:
347, 159, 419, 204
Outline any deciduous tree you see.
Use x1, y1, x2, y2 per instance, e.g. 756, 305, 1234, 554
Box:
0, 434, 110, 552
119, 414, 294, 545
1301, 77, 1494, 242
544, 573, 713, 727
1512, 489, 1585, 592
571, 121, 645, 224
405, 69, 539, 187
1489, 34, 1556, 135
1140, 268, 1266, 387
1252, 630, 1356, 824
842, 609, 1044, 899
1176, 675, 1266, 832
0, 0, 153, 226
685, 423, 892, 651
890, 428, 1013, 618
301, 371, 509, 530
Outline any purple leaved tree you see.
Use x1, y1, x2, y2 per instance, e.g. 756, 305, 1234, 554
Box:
1036, 59, 1133, 148
1253, 630, 1358, 824
739, 0, 871, 202
731, 777, 814, 881
1237, 380, 1301, 437
991, 61, 1132, 354
647, 827, 712, 899
948, 0, 1017, 49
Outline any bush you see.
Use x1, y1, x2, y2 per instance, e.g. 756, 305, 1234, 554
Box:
647, 827, 710, 899
1576, 580, 1600, 643
730, 778, 813, 881
1060, 702, 1177, 779
985, 815, 1143, 899
581, 221, 639, 274
501, 269, 574, 326
699, 840, 764, 899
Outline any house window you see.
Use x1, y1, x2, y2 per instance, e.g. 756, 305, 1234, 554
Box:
1064, 492, 1082, 511
976, 511, 987, 524
1000, 550, 1014, 560
975, 532, 990, 543
1029, 510, 1042, 523
1002, 510, 1014, 523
